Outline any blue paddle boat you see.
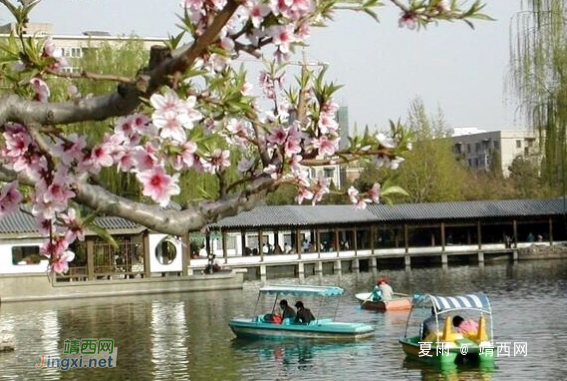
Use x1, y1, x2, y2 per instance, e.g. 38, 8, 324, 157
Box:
228, 285, 375, 340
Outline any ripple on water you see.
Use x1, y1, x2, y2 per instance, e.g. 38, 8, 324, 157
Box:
0, 260, 566, 380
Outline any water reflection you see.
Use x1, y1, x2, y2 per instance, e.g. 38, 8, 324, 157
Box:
232, 338, 374, 378
402, 359, 496, 381
0, 260, 566, 380
150, 301, 189, 380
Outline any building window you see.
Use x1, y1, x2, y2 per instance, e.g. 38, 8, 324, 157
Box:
12, 245, 41, 265
475, 143, 481, 152
516, 140, 522, 148
474, 158, 479, 166
467, 144, 471, 153
468, 159, 472, 166
61, 47, 83, 58
310, 168, 316, 178
323, 167, 334, 178
454, 144, 462, 154
493, 141, 499, 150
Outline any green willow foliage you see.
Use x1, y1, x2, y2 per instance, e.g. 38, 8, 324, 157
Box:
509, 0, 567, 194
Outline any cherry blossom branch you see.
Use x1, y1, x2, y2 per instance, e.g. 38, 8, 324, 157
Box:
45, 68, 135, 84
0, 0, 241, 127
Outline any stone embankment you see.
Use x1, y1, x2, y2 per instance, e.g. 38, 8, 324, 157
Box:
517, 244, 567, 260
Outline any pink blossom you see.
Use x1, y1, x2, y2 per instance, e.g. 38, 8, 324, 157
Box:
368, 183, 380, 203
202, 149, 231, 173
312, 136, 339, 156
295, 187, 314, 204
53, 133, 87, 165
347, 186, 359, 204
153, 110, 190, 143
0, 182, 22, 217
318, 113, 338, 135
87, 143, 114, 173
313, 176, 330, 204
137, 166, 180, 207
267, 126, 288, 145
51, 250, 75, 274
399, 12, 418, 30
245, 0, 271, 28
132, 143, 159, 172
241, 82, 254, 96
43, 171, 76, 208
3, 127, 31, 158
30, 77, 50, 102
61, 208, 85, 243
263, 164, 279, 179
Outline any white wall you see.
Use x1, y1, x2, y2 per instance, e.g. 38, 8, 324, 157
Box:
0, 240, 49, 274
148, 234, 183, 272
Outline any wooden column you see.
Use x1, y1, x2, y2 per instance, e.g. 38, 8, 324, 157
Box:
222, 230, 228, 264
335, 228, 340, 257
87, 239, 94, 281
513, 220, 518, 248
404, 224, 409, 254
477, 220, 482, 250
259, 229, 264, 262
370, 225, 376, 255
315, 228, 321, 259
549, 218, 554, 245
441, 222, 446, 252
181, 233, 189, 276
353, 227, 358, 257
143, 231, 151, 278
240, 230, 246, 257
295, 228, 302, 260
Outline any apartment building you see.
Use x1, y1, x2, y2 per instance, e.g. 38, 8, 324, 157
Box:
0, 22, 168, 72
452, 129, 539, 176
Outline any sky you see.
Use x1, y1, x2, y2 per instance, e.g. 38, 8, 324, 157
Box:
1, 0, 525, 133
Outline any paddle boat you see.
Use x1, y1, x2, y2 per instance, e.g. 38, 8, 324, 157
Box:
355, 291, 413, 311
399, 293, 496, 367
228, 285, 375, 340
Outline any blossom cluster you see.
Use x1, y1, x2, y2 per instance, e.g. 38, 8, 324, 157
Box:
0, 0, 417, 274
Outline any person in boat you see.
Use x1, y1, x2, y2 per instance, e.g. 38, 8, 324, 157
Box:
371, 277, 393, 302
421, 307, 438, 340
294, 301, 315, 324
279, 299, 296, 320
377, 277, 393, 302
264, 306, 283, 324
453, 315, 479, 336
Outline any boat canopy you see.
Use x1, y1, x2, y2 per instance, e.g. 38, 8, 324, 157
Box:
412, 293, 491, 314
259, 285, 344, 297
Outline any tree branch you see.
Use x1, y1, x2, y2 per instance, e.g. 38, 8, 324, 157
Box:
0, 0, 241, 127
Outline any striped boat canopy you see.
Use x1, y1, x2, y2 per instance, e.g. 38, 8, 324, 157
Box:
259, 285, 344, 297
414, 293, 491, 314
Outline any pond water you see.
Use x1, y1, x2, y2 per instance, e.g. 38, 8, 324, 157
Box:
0, 259, 566, 380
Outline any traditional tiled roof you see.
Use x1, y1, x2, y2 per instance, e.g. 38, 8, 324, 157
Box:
2, 198, 565, 236
0, 209, 143, 238
366, 198, 565, 222
214, 205, 377, 229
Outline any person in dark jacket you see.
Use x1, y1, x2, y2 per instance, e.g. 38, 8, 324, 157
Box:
279, 299, 297, 320
294, 301, 315, 324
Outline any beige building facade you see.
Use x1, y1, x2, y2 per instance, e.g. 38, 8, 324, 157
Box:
0, 22, 167, 72
452, 130, 539, 176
